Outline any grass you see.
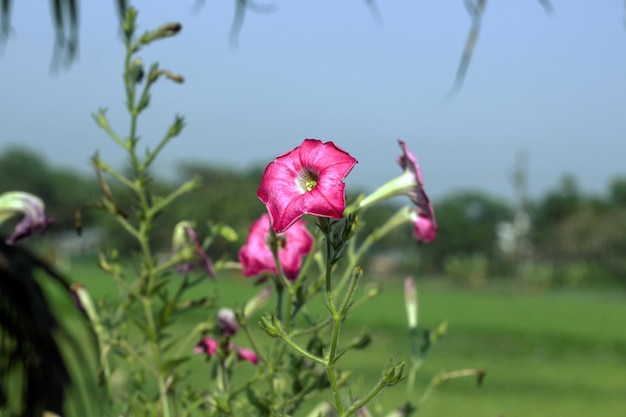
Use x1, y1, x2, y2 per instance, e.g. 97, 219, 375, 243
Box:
58, 257, 626, 416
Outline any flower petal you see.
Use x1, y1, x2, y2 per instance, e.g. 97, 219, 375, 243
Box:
257, 139, 357, 233
238, 214, 313, 280
236, 347, 259, 365
194, 337, 218, 356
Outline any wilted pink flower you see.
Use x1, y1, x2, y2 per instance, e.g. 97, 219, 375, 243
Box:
257, 139, 358, 233
409, 208, 437, 243
359, 140, 437, 243
0, 191, 54, 245
397, 140, 437, 237
236, 347, 259, 365
239, 214, 313, 280
194, 337, 258, 365
171, 221, 215, 279
194, 337, 218, 356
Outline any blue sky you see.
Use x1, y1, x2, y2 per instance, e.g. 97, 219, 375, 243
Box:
1, 1, 625, 202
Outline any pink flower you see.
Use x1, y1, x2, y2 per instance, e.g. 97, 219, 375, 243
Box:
397, 140, 437, 242
257, 139, 358, 233
236, 347, 259, 365
239, 214, 313, 280
409, 208, 437, 243
359, 140, 437, 243
193, 337, 258, 365
194, 337, 218, 355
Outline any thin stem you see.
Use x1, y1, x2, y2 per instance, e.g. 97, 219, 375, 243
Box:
96, 159, 136, 190
321, 229, 345, 414
277, 333, 326, 365
343, 379, 386, 417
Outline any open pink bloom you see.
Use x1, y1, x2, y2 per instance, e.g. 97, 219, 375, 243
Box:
0, 191, 54, 245
239, 214, 313, 280
257, 139, 358, 233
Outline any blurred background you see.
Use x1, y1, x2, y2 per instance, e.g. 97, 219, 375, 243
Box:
1, 1, 625, 416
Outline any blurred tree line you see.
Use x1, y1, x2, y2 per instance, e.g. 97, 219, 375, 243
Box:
2, 146, 625, 289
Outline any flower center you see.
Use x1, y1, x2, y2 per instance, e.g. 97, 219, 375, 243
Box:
298, 168, 319, 193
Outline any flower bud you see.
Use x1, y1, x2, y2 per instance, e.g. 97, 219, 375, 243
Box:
365, 283, 382, 299
348, 332, 372, 350
129, 58, 144, 83
243, 286, 272, 318
0, 191, 54, 244
381, 358, 405, 386
236, 347, 259, 365
138, 22, 183, 45
258, 313, 283, 337
217, 308, 238, 337
194, 337, 218, 356
404, 276, 418, 330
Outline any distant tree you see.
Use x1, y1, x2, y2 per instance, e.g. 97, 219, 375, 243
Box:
608, 176, 626, 206
419, 190, 512, 271
531, 174, 582, 245
0, 146, 96, 232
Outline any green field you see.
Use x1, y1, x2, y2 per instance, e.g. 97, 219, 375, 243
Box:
65, 258, 626, 417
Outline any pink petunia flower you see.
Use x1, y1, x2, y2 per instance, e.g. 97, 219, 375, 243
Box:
238, 214, 313, 280
0, 191, 54, 245
257, 139, 358, 233
359, 140, 437, 243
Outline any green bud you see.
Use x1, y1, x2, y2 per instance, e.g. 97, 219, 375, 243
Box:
121, 7, 138, 41
366, 283, 382, 299
92, 108, 110, 130
212, 224, 239, 242
136, 92, 151, 113
434, 321, 448, 340
381, 358, 406, 386
168, 115, 185, 138
258, 313, 283, 337
336, 370, 352, 386
171, 221, 194, 253
404, 276, 418, 330
342, 213, 359, 241
243, 286, 272, 318
137, 22, 182, 46
349, 332, 372, 350
129, 58, 144, 83
304, 402, 333, 417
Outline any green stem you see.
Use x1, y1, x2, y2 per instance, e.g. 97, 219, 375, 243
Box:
321, 230, 345, 414
277, 333, 326, 365
96, 159, 135, 190
343, 379, 386, 417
